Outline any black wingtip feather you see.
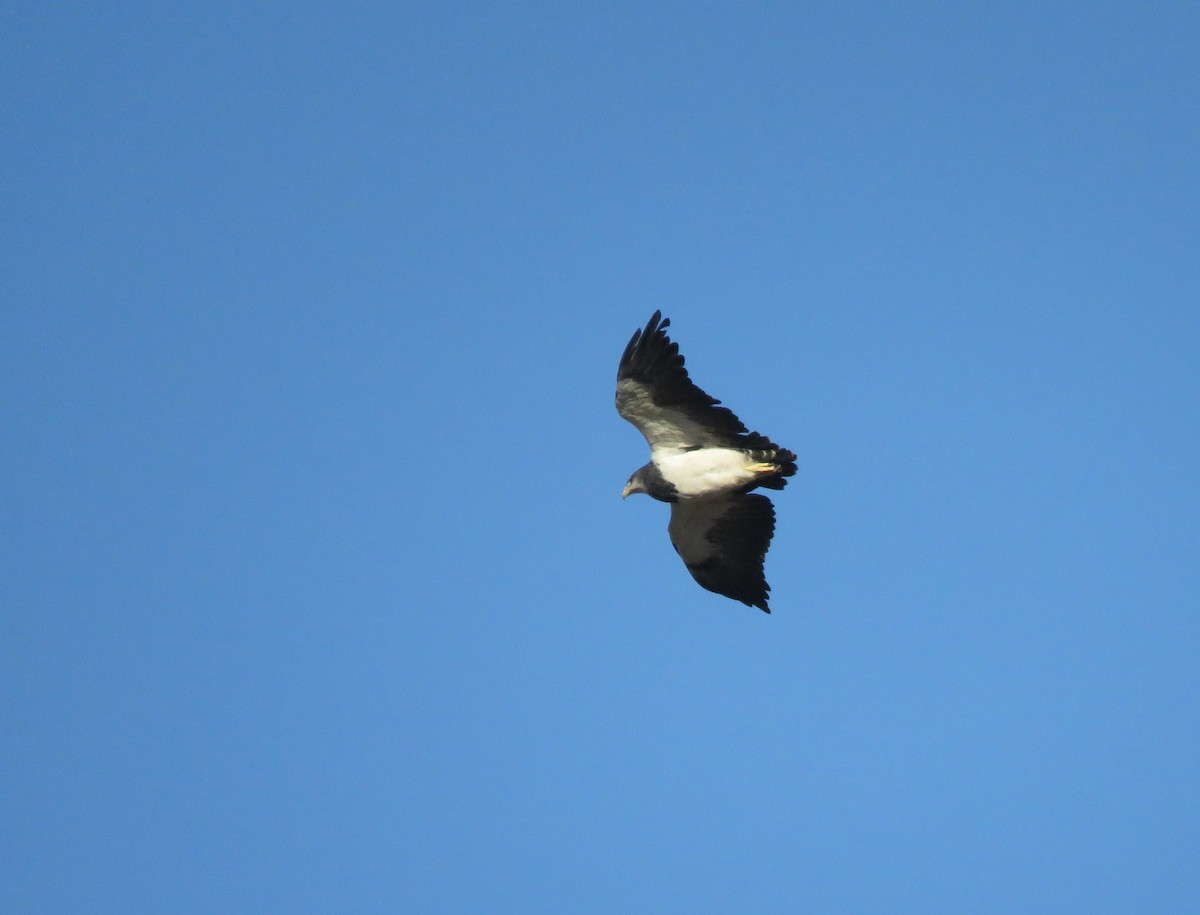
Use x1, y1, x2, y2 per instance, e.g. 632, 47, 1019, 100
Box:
681, 493, 777, 613
617, 311, 751, 441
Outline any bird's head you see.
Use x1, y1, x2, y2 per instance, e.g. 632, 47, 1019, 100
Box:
622, 470, 647, 500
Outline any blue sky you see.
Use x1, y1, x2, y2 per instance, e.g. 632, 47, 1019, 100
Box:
3, 2, 1198, 911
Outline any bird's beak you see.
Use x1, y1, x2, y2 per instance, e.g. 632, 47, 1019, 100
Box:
622, 482, 634, 499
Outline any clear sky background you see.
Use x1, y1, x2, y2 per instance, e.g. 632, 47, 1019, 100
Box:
3, 2, 1198, 912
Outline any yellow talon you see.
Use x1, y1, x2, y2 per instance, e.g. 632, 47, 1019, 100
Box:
747, 462, 776, 473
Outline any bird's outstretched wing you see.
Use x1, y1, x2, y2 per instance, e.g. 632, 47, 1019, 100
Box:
667, 493, 776, 613
615, 310, 749, 451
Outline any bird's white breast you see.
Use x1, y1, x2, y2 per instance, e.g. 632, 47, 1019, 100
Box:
655, 447, 756, 498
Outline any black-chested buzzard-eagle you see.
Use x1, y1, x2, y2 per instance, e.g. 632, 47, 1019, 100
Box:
616, 311, 797, 613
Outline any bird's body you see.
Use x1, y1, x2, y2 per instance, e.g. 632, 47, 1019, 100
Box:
615, 311, 796, 613
639, 448, 778, 500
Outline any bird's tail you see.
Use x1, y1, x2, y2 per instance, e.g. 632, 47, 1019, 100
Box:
743, 434, 797, 490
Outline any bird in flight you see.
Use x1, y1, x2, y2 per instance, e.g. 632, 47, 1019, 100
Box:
616, 311, 797, 613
